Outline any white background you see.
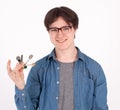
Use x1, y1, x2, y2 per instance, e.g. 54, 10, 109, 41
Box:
0, 0, 120, 109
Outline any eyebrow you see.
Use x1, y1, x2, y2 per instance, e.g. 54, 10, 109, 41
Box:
48, 25, 71, 29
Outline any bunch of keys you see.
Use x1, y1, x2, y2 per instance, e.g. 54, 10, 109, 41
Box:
16, 54, 35, 69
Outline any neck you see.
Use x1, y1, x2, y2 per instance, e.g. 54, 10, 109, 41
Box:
55, 47, 78, 63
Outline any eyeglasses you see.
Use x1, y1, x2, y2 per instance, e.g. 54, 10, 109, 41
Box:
48, 26, 72, 34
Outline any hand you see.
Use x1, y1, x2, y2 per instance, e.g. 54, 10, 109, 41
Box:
7, 60, 25, 90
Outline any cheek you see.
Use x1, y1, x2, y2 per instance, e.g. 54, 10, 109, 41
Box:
68, 33, 75, 41
49, 36, 56, 44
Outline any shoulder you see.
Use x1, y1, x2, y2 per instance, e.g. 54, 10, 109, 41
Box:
27, 54, 51, 81
77, 47, 102, 69
32, 54, 50, 71
83, 53, 101, 69
79, 50, 105, 79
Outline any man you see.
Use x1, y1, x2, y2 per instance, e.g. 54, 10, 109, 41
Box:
7, 6, 108, 110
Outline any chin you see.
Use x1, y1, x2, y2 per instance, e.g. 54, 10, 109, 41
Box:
56, 45, 69, 50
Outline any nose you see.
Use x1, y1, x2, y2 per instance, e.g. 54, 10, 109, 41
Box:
56, 31, 64, 39
57, 28, 63, 35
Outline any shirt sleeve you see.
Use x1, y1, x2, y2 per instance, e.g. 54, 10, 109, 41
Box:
14, 58, 45, 110
92, 65, 109, 110
15, 86, 35, 110
14, 66, 41, 110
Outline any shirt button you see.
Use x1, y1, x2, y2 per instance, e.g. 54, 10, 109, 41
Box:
57, 81, 59, 84
57, 67, 59, 70
56, 96, 58, 100
24, 105, 27, 108
22, 93, 25, 96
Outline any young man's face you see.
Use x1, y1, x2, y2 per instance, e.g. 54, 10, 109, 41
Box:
48, 17, 77, 51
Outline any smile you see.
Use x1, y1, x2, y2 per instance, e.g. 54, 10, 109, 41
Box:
56, 39, 67, 43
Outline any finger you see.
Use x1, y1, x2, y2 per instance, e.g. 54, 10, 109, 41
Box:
7, 60, 12, 73
14, 62, 25, 72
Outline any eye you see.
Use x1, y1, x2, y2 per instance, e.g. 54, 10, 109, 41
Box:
49, 28, 58, 32
63, 27, 69, 31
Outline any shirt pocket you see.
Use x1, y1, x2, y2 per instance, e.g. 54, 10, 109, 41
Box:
79, 77, 94, 110
81, 77, 94, 100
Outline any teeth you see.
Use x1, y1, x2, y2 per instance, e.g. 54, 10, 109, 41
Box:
57, 39, 66, 43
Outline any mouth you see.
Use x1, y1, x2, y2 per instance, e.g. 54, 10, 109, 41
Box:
56, 39, 67, 43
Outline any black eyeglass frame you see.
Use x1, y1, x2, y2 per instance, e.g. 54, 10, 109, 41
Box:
48, 25, 72, 34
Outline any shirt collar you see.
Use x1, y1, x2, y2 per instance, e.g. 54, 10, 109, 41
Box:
48, 47, 85, 62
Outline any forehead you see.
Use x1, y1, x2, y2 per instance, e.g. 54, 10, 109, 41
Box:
49, 17, 69, 28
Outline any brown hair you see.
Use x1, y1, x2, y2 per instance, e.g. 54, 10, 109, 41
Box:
44, 6, 79, 30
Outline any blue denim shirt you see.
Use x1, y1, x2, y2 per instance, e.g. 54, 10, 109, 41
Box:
15, 47, 108, 110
